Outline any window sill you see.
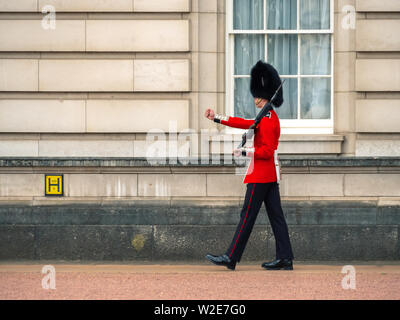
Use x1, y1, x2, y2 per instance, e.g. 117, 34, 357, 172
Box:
210, 134, 344, 155
278, 134, 344, 154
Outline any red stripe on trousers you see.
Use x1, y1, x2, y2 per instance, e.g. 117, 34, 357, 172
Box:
229, 184, 256, 258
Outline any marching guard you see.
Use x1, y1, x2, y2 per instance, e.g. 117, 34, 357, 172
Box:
204, 60, 294, 271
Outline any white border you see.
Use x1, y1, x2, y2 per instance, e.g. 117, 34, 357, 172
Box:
225, 0, 334, 135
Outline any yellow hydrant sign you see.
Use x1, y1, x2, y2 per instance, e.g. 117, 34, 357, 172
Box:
45, 174, 64, 196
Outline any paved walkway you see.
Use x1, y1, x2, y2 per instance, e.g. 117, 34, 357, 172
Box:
0, 263, 399, 300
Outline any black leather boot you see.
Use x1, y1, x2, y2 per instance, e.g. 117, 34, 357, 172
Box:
261, 259, 293, 270
205, 254, 236, 270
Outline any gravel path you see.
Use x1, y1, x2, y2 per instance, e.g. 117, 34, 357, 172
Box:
1, 264, 399, 300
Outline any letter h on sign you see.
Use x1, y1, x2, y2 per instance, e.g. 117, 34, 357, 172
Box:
45, 174, 64, 196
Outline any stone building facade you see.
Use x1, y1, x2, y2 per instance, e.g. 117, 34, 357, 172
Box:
0, 0, 399, 261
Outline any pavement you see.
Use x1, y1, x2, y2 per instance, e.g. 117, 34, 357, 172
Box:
0, 262, 399, 300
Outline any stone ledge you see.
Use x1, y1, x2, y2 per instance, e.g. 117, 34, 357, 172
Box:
0, 0, 191, 13
0, 196, 399, 206
1, 200, 399, 225
211, 135, 344, 155
0, 156, 399, 168
356, 0, 400, 12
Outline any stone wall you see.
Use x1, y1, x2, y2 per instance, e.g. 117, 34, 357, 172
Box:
352, 0, 400, 156
1, 201, 399, 261
0, 157, 399, 261
0, 1, 399, 261
0, 0, 351, 157
1, 157, 400, 201
1, 1, 399, 156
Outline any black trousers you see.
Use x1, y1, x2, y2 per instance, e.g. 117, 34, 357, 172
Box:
225, 182, 294, 262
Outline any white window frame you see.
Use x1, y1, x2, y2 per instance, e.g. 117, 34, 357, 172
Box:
225, 0, 334, 134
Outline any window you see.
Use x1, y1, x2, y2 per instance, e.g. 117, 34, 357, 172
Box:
226, 0, 334, 134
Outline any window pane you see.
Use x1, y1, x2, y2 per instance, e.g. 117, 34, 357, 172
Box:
266, 0, 297, 30
300, 78, 331, 119
234, 77, 257, 119
234, 34, 265, 75
300, 34, 331, 75
268, 34, 298, 75
233, 0, 263, 30
275, 78, 298, 119
300, 0, 330, 30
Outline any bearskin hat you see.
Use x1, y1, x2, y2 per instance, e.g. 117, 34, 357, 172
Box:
250, 60, 284, 108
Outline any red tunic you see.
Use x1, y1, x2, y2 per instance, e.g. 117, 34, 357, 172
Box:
219, 110, 280, 184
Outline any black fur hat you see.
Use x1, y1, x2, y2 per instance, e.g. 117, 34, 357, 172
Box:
250, 60, 283, 107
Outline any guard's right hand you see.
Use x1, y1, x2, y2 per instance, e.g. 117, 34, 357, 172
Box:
204, 108, 215, 121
